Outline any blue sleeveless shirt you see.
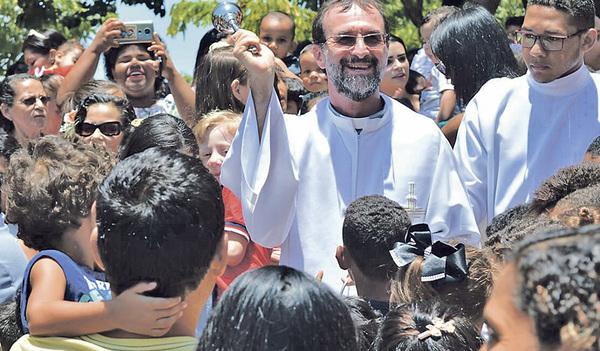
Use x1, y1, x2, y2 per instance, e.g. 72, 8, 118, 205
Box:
20, 250, 111, 333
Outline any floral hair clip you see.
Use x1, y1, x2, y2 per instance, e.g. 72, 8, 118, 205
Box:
417, 317, 456, 340
131, 118, 144, 128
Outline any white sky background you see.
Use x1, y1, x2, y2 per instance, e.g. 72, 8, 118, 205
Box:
92, 0, 210, 79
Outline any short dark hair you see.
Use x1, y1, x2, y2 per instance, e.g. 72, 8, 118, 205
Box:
118, 113, 199, 159
312, 0, 390, 44
342, 195, 411, 281
529, 163, 600, 216
73, 93, 136, 134
261, 11, 297, 40
527, 0, 595, 30
505, 15, 525, 28
343, 296, 382, 350
96, 147, 224, 298
586, 135, 600, 157
0, 74, 40, 134
485, 215, 567, 260
198, 265, 358, 351
430, 4, 522, 102
21, 29, 66, 55
375, 300, 484, 351
513, 224, 600, 348
0, 129, 20, 160
5, 136, 112, 251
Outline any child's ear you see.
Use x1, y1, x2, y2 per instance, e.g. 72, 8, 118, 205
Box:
48, 48, 57, 65
53, 50, 64, 65
208, 232, 229, 277
290, 41, 297, 55
230, 79, 244, 102
336, 245, 349, 270
90, 227, 105, 271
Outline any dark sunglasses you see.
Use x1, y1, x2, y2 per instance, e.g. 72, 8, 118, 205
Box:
75, 121, 122, 137
20, 95, 49, 106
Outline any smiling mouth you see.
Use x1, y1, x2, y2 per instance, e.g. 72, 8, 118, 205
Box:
127, 71, 145, 79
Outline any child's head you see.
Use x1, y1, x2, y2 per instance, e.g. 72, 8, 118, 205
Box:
529, 162, 600, 219
96, 147, 225, 298
584, 135, 600, 163
484, 225, 600, 351
375, 300, 484, 351
282, 76, 307, 115
5, 135, 112, 251
338, 195, 411, 282
40, 73, 63, 135
299, 44, 328, 93
390, 240, 499, 328
118, 113, 199, 160
194, 110, 241, 183
54, 39, 84, 67
198, 265, 358, 351
259, 11, 297, 60
420, 6, 459, 61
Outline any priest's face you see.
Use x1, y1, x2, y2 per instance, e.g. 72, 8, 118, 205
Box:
521, 5, 595, 83
313, 3, 388, 102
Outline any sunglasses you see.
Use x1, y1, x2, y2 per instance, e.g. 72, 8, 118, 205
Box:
326, 33, 389, 48
75, 121, 122, 137
20, 95, 49, 106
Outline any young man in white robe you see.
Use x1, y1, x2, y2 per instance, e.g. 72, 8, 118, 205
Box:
454, 0, 600, 225
221, 0, 480, 290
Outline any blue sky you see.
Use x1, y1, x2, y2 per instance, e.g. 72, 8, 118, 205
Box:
93, 0, 210, 79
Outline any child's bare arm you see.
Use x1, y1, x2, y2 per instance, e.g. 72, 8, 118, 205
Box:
435, 89, 457, 124
226, 231, 249, 266
26, 258, 186, 337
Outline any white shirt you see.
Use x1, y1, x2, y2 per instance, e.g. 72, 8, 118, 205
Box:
454, 63, 600, 224
222, 90, 480, 290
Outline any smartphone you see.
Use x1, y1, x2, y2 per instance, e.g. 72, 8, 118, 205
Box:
116, 21, 154, 44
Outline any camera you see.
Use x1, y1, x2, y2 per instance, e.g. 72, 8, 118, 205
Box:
116, 21, 154, 44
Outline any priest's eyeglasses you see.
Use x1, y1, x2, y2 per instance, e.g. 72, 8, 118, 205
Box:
325, 33, 389, 48
516, 29, 587, 51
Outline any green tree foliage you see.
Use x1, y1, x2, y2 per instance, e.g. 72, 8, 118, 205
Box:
168, 0, 316, 41
1, 0, 119, 76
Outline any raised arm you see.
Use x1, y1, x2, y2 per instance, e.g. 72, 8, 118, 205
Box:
231, 30, 275, 139
57, 18, 124, 106
149, 33, 195, 126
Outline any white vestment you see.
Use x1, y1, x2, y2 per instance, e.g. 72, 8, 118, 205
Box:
454, 64, 600, 224
222, 90, 480, 289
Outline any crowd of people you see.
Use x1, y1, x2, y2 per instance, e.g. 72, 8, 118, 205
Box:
2, 0, 600, 350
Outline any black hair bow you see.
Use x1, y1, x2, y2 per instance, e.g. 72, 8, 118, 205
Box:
389, 223, 468, 285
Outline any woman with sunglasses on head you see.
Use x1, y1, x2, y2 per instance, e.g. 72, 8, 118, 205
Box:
0, 74, 48, 146
73, 93, 135, 154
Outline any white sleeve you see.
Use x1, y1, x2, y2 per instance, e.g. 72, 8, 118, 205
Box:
426, 131, 481, 248
221, 89, 299, 248
453, 98, 488, 225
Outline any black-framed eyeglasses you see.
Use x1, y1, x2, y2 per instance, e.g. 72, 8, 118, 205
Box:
75, 121, 122, 137
325, 33, 389, 48
516, 29, 588, 51
20, 95, 49, 106
435, 61, 447, 75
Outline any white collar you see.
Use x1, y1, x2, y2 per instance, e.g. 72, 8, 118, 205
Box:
527, 62, 592, 96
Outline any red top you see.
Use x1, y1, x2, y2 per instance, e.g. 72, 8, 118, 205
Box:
216, 187, 272, 298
